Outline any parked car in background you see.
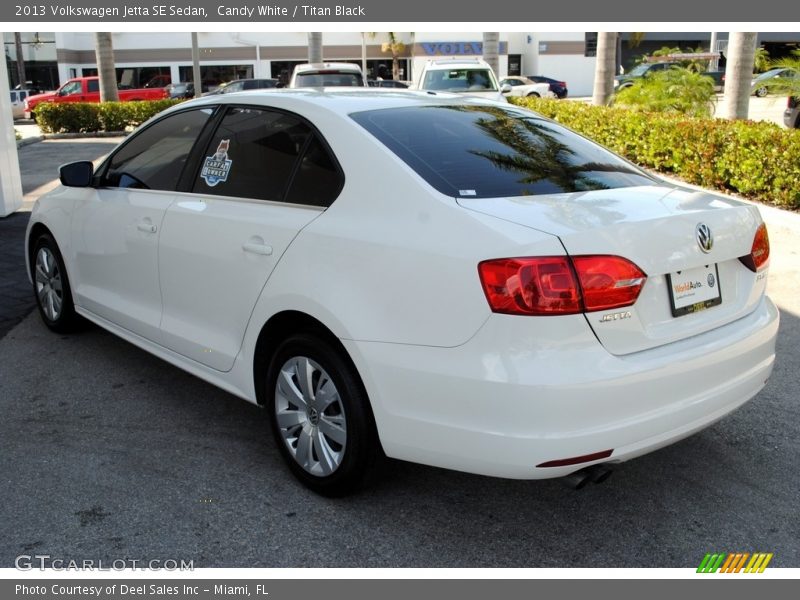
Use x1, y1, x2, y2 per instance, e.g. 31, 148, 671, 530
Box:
27, 90, 778, 495
616, 62, 725, 92
9, 89, 33, 119
367, 79, 410, 88
167, 82, 196, 99
24, 76, 168, 120
751, 68, 797, 97
289, 63, 367, 88
415, 58, 509, 102
499, 77, 552, 98
206, 78, 283, 95
527, 75, 569, 98
785, 96, 799, 128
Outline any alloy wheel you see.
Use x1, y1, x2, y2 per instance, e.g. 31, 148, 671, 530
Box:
274, 356, 347, 477
34, 247, 63, 321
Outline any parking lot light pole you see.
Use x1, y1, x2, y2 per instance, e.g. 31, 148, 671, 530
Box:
0, 50, 24, 217
191, 32, 202, 99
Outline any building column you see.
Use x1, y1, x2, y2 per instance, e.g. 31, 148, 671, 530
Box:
0, 50, 24, 217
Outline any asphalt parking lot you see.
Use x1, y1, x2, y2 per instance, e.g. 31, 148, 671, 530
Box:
0, 139, 798, 568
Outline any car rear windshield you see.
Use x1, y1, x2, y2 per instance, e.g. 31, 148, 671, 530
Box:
423, 68, 498, 92
351, 105, 654, 198
295, 72, 364, 87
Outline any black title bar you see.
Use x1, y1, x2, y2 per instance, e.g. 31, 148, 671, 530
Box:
4, 0, 800, 22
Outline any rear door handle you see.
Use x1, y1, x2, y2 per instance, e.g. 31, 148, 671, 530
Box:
136, 218, 157, 233
242, 242, 273, 256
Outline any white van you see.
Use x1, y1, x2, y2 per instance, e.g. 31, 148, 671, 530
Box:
414, 58, 510, 102
9, 90, 30, 120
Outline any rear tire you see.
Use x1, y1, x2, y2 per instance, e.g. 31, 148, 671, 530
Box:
31, 233, 81, 333
265, 333, 381, 496
526, 92, 540, 98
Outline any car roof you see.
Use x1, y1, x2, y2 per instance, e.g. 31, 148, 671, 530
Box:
294, 62, 362, 73
423, 58, 492, 69
160, 88, 511, 118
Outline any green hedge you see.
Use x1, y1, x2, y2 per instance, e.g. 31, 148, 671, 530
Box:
510, 97, 800, 208
36, 99, 184, 135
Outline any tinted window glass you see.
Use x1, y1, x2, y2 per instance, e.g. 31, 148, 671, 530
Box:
285, 136, 342, 207
87, 79, 100, 93
193, 107, 310, 201
103, 109, 212, 190
351, 105, 654, 198
296, 72, 364, 87
423, 69, 497, 92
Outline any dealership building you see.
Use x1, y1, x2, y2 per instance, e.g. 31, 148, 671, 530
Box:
4, 31, 800, 97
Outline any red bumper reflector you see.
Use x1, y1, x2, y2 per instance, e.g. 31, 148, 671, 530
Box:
536, 449, 613, 468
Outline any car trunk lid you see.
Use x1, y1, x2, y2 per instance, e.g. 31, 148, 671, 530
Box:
458, 185, 767, 355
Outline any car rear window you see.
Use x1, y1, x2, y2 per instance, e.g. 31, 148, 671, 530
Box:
351, 105, 654, 198
422, 69, 498, 92
295, 72, 364, 87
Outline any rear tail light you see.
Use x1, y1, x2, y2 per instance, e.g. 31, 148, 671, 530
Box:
739, 222, 770, 272
558, 81, 567, 88
478, 255, 646, 316
572, 255, 647, 311
478, 257, 581, 315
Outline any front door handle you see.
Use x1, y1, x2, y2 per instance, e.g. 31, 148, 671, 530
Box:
242, 242, 273, 256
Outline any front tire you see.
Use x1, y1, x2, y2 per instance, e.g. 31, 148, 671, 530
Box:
755, 86, 768, 98
527, 92, 540, 98
31, 233, 80, 332
265, 333, 380, 496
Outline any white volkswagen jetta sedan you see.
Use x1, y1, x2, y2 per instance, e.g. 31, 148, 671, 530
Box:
26, 90, 778, 495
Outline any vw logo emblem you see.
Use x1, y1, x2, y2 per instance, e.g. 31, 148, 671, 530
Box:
696, 223, 713, 253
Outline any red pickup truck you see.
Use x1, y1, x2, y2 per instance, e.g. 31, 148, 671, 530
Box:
24, 76, 168, 119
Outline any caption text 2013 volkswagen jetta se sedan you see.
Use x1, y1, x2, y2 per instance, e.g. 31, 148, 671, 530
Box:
26, 90, 778, 495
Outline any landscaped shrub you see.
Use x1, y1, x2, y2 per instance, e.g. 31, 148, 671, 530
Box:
36, 99, 183, 134
613, 68, 717, 118
511, 97, 800, 208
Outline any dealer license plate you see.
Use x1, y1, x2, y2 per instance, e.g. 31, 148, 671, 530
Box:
666, 264, 722, 317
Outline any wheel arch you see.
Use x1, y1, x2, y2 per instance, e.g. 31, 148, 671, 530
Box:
253, 311, 364, 406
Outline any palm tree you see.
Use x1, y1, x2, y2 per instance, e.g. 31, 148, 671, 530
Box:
482, 33, 500, 78
721, 32, 757, 120
379, 33, 406, 80
592, 32, 618, 106
753, 47, 771, 73
94, 33, 118, 102
308, 33, 323, 63
14, 33, 26, 88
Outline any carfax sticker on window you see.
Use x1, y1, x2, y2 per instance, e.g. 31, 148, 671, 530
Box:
201, 140, 233, 187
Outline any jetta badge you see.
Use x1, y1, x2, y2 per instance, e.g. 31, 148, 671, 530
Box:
696, 223, 713, 253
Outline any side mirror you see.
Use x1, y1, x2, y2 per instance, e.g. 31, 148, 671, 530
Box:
59, 161, 94, 187
500, 84, 512, 94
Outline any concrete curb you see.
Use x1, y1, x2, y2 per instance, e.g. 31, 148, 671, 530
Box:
16, 130, 128, 148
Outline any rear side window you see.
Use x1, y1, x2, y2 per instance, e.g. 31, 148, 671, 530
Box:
193, 106, 311, 202
102, 108, 213, 191
87, 79, 100, 93
351, 105, 654, 198
285, 136, 343, 207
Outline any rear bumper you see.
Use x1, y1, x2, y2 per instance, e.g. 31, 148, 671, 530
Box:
345, 296, 779, 479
